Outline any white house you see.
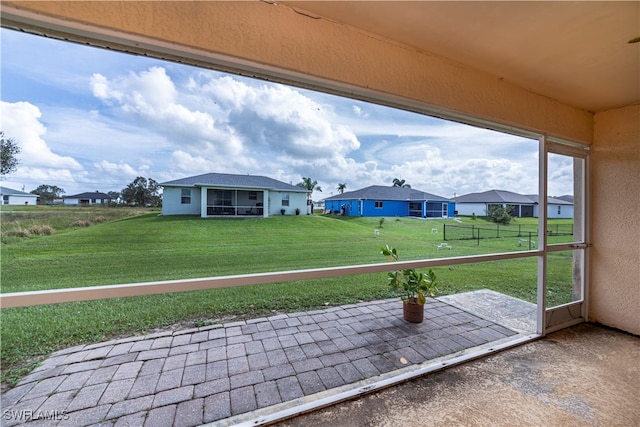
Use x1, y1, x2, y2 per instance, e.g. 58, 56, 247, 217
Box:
63, 192, 113, 206
453, 189, 574, 219
0, 186, 38, 205
538, 196, 575, 220
161, 173, 310, 218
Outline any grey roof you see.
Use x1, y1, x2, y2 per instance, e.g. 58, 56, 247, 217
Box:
531, 195, 573, 205
324, 185, 450, 202
453, 189, 534, 204
556, 194, 574, 203
161, 173, 309, 193
65, 192, 113, 199
0, 186, 34, 196
550, 198, 572, 205
453, 189, 572, 205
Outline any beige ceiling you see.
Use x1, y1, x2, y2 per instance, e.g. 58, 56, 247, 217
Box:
283, 1, 639, 113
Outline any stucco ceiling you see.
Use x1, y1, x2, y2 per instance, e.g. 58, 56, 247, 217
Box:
283, 1, 639, 113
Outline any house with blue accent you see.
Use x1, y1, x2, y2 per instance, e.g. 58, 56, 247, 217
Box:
161, 172, 310, 218
323, 185, 455, 218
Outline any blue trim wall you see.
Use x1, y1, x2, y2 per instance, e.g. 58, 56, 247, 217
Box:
324, 199, 455, 218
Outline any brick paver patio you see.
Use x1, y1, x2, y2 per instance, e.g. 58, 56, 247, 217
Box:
1, 297, 518, 426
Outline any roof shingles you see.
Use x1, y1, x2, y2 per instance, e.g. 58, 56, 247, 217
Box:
323, 185, 449, 201
161, 173, 309, 192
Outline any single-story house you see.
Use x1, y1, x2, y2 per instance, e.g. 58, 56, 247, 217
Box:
63, 192, 113, 206
161, 172, 310, 218
453, 189, 574, 219
529, 195, 575, 219
0, 186, 38, 205
323, 185, 455, 218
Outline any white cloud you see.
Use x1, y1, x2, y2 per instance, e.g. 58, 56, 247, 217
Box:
91, 67, 243, 157
0, 101, 82, 171
169, 151, 216, 175
188, 73, 361, 158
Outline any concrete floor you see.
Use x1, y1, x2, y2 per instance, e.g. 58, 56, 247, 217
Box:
279, 323, 639, 427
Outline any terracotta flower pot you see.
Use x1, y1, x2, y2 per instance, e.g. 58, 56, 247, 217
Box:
403, 299, 424, 323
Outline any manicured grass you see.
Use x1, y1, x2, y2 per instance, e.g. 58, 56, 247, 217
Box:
0, 209, 575, 385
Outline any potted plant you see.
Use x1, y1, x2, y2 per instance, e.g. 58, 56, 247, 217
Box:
381, 244, 438, 323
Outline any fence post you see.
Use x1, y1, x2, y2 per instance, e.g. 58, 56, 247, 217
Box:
443, 224, 446, 241
477, 228, 480, 245
529, 231, 533, 250
496, 224, 500, 238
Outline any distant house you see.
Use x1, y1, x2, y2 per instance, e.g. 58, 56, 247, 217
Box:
323, 185, 455, 218
452, 189, 573, 219
161, 172, 310, 217
0, 186, 38, 205
63, 192, 113, 206
532, 195, 575, 219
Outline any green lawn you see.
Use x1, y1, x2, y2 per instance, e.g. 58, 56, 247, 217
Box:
0, 207, 575, 385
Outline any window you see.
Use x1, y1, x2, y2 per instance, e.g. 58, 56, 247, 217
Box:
375, 201, 383, 208
249, 191, 257, 200
282, 193, 290, 206
557, 206, 561, 215
181, 189, 191, 204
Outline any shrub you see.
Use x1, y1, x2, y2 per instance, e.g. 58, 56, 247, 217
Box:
30, 225, 53, 235
70, 220, 91, 227
3, 229, 30, 238
486, 205, 513, 225
93, 216, 107, 223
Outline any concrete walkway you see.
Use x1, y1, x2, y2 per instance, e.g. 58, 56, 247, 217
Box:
1, 293, 528, 427
281, 323, 640, 427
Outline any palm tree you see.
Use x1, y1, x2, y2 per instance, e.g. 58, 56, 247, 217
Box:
392, 178, 411, 188
297, 177, 322, 201
297, 177, 322, 214
337, 183, 347, 194
297, 177, 322, 194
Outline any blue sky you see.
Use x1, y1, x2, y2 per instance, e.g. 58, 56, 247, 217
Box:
1, 28, 572, 199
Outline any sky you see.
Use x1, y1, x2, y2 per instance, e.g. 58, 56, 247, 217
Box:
0, 28, 574, 199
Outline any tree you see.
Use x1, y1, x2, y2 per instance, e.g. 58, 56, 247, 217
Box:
1, 131, 21, 176
121, 177, 161, 207
31, 184, 65, 205
337, 183, 347, 194
392, 178, 411, 188
107, 191, 122, 204
296, 177, 322, 195
486, 204, 514, 224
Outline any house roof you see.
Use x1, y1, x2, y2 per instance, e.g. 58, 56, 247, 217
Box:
324, 185, 449, 202
161, 173, 309, 193
453, 190, 536, 204
556, 195, 574, 203
528, 195, 573, 206
65, 192, 112, 199
453, 189, 572, 205
0, 186, 35, 197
